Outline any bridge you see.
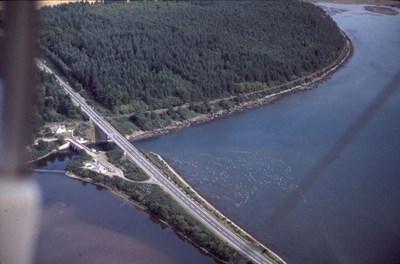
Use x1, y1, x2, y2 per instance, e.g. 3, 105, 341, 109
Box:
36, 59, 282, 264
66, 137, 125, 178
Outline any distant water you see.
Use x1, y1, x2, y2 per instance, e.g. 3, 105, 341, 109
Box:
34, 152, 214, 264
135, 4, 400, 263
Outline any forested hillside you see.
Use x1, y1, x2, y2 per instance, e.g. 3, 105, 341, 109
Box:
40, 0, 344, 113
33, 72, 81, 135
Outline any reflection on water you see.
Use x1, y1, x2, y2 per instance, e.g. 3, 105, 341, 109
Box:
34, 153, 213, 264
33, 150, 75, 170
32, 3, 400, 264
135, 4, 400, 264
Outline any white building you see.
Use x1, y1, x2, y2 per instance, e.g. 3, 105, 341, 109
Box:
50, 124, 66, 134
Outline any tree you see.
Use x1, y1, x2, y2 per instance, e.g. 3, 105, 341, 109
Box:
39, 0, 343, 116
36, 140, 47, 151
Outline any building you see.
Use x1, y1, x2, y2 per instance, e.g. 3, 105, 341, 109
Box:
50, 124, 66, 134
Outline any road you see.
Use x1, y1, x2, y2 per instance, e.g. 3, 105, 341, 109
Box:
36, 60, 278, 264
66, 137, 126, 179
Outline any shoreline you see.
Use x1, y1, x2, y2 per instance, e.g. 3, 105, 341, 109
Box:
27, 149, 60, 164
32, 13, 353, 264
63, 171, 240, 263
32, 146, 285, 262
364, 5, 399, 15
127, 30, 353, 142
152, 153, 287, 263
305, 0, 400, 7
30, 28, 351, 262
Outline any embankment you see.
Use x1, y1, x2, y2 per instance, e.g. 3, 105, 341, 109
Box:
127, 30, 352, 142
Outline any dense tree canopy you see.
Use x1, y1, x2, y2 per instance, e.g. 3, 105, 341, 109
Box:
40, 0, 344, 113
33, 71, 81, 135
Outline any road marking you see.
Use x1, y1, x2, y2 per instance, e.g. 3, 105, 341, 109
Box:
37, 60, 275, 264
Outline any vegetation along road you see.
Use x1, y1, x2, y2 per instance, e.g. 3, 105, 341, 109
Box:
37, 59, 285, 264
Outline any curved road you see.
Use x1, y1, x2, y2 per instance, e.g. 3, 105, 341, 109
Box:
37, 60, 280, 264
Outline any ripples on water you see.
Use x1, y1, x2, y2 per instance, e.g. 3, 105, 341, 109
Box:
136, 3, 400, 263
168, 149, 299, 208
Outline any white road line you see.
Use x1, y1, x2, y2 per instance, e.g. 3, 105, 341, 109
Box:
37, 60, 277, 264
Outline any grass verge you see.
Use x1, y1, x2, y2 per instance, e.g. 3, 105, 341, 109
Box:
66, 150, 251, 263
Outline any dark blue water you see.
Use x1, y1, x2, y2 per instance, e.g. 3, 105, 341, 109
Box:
134, 4, 400, 263
33, 152, 214, 264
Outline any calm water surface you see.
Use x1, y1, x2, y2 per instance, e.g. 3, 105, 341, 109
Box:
135, 4, 400, 263
34, 152, 214, 264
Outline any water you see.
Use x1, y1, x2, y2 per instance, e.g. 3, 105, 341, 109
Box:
33, 151, 214, 264
134, 4, 400, 263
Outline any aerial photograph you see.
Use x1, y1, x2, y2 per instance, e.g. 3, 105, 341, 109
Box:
0, 0, 399, 263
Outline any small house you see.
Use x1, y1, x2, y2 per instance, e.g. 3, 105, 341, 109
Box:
50, 124, 66, 134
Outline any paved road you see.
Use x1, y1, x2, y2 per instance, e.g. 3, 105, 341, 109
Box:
37, 60, 277, 264
67, 137, 127, 179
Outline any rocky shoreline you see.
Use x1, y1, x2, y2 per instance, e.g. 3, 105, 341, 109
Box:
152, 153, 287, 263
127, 30, 353, 142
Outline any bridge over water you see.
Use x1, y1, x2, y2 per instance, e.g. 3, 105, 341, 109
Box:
36, 59, 283, 264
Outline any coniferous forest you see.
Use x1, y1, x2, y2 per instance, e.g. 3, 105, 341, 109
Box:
33, 71, 81, 135
40, 0, 344, 114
